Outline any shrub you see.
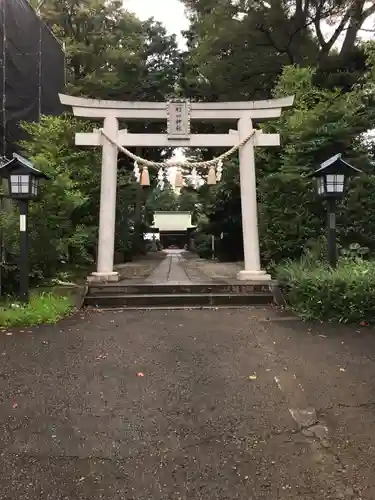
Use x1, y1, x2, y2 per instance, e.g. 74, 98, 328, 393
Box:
194, 232, 213, 259
259, 172, 324, 264
277, 258, 375, 323
0, 293, 74, 327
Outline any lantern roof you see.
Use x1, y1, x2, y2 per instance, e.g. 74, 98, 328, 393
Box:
0, 153, 49, 179
308, 153, 362, 178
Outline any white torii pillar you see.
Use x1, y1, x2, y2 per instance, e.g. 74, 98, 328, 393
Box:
237, 116, 266, 281
59, 94, 294, 283
91, 116, 119, 282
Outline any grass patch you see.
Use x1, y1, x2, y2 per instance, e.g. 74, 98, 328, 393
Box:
0, 292, 74, 327
276, 258, 375, 324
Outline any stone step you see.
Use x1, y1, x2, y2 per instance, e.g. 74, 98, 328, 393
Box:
84, 292, 274, 308
88, 282, 274, 296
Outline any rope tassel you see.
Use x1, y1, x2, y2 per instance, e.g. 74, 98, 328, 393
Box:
140, 165, 150, 186
207, 165, 217, 185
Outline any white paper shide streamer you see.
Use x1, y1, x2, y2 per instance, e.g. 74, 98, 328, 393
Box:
133, 161, 140, 182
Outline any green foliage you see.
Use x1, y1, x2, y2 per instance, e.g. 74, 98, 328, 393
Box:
199, 55, 375, 264
181, 0, 372, 101
258, 172, 324, 263
0, 116, 99, 281
277, 258, 375, 324
3, 0, 182, 284
146, 184, 179, 212
0, 293, 74, 327
259, 172, 375, 264
17, 115, 140, 273
340, 243, 369, 261
339, 175, 375, 250
270, 65, 372, 174
178, 187, 199, 221
38, 0, 180, 100
198, 160, 243, 261
194, 232, 212, 259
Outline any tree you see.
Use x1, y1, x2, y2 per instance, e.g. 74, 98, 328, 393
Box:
177, 186, 200, 222
0, 115, 100, 284
196, 44, 375, 263
37, 0, 181, 100
184, 0, 375, 59
261, 64, 373, 176
147, 182, 179, 212
17, 0, 186, 271
180, 0, 375, 100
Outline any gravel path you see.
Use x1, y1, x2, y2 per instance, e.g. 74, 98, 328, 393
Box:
0, 307, 375, 498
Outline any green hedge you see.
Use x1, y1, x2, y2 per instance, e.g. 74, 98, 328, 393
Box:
259, 172, 375, 265
277, 259, 375, 323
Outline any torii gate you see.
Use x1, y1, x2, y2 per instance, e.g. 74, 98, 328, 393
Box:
59, 94, 294, 283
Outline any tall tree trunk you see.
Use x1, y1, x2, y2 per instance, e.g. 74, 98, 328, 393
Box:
340, 0, 365, 56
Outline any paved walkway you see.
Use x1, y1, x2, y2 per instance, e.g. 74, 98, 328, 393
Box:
146, 249, 212, 284
1, 308, 375, 498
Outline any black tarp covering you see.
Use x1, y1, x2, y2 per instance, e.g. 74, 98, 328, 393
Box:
0, 0, 65, 157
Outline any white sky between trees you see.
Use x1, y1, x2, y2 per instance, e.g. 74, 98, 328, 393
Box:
124, 0, 189, 48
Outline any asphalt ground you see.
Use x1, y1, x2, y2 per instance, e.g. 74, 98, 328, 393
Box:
0, 306, 374, 499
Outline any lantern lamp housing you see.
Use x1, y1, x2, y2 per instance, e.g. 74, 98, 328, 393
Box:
308, 154, 362, 200
0, 153, 49, 200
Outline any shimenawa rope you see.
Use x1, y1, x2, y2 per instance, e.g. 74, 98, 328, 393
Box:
99, 128, 256, 169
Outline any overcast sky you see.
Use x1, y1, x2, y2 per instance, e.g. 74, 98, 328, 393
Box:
124, 0, 189, 47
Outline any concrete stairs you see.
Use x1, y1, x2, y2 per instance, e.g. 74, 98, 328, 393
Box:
84, 282, 276, 309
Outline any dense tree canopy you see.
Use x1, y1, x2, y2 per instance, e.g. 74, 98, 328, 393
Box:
180, 0, 375, 99
33, 0, 181, 99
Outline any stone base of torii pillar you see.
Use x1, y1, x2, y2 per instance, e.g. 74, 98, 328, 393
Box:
87, 272, 119, 283
237, 270, 272, 281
